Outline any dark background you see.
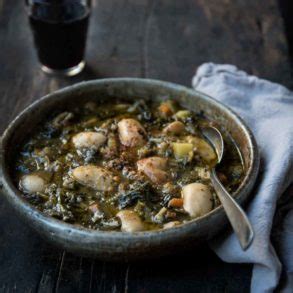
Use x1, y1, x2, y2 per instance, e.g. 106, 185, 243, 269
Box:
0, 0, 292, 292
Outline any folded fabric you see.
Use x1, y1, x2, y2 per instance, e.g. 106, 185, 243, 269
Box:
192, 63, 293, 293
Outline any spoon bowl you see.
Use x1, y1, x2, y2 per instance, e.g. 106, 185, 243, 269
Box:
202, 126, 254, 250
201, 126, 224, 163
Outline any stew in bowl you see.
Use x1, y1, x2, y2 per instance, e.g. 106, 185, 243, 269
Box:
15, 98, 244, 232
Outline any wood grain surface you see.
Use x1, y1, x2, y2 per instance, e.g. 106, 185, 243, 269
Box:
0, 0, 291, 292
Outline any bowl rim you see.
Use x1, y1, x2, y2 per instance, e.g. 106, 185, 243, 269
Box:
0, 77, 259, 240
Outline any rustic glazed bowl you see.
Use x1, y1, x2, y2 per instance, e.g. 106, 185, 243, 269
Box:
0, 78, 259, 260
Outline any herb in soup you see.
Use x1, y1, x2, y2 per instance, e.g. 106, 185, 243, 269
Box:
15, 99, 244, 231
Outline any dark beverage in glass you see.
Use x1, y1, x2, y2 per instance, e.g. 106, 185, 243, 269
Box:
26, 0, 91, 76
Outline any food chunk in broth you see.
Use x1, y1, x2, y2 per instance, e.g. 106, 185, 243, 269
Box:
14, 99, 244, 231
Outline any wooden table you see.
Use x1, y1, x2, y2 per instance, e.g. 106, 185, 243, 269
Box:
0, 1, 291, 292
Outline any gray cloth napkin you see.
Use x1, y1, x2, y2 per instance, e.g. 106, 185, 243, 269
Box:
192, 63, 293, 293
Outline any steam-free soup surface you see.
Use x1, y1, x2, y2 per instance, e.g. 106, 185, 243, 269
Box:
15, 99, 244, 231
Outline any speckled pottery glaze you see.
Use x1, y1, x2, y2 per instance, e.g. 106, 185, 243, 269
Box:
0, 78, 259, 261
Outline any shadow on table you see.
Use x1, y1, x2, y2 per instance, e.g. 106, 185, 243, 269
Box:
0, 184, 252, 293
49, 244, 251, 293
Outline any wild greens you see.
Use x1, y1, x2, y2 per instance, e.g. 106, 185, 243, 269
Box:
15, 99, 244, 231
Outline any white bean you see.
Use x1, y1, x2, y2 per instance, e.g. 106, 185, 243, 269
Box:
116, 210, 144, 232
163, 121, 185, 135
72, 165, 114, 191
118, 119, 146, 147
72, 132, 106, 150
163, 221, 181, 229
182, 183, 213, 217
20, 174, 46, 193
137, 157, 169, 184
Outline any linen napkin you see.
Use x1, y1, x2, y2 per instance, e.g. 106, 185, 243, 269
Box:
192, 63, 293, 293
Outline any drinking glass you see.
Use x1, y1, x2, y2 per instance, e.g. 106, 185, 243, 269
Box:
25, 0, 91, 76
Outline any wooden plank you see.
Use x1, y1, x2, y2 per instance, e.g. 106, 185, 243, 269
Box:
142, 0, 292, 86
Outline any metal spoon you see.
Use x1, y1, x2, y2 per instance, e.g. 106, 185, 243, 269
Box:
202, 126, 254, 250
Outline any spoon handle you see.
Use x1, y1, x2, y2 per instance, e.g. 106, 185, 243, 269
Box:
210, 168, 254, 250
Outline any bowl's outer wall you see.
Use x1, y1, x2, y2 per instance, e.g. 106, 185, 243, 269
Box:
0, 79, 259, 260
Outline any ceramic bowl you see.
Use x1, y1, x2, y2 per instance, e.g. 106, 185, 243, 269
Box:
0, 78, 259, 260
